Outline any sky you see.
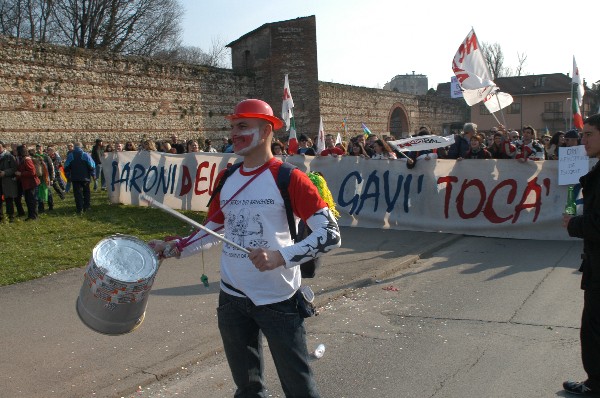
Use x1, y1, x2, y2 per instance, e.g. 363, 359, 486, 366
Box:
177, 0, 599, 91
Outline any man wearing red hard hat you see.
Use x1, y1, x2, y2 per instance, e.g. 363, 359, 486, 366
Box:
151, 98, 341, 397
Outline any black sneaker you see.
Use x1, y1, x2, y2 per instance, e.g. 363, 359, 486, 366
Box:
564, 380, 597, 395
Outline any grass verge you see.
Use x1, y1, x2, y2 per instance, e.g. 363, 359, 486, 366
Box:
0, 190, 205, 286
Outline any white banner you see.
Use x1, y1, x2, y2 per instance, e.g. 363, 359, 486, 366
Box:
389, 135, 455, 152
104, 152, 596, 240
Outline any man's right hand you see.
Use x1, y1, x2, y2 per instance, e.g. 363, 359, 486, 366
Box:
148, 240, 180, 259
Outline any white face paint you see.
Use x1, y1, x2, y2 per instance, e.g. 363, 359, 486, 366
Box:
234, 127, 261, 155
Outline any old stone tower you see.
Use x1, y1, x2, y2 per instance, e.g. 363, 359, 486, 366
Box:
227, 16, 320, 138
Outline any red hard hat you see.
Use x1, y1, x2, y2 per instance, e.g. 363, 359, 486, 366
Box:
226, 99, 284, 130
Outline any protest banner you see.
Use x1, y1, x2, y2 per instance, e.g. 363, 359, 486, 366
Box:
104, 152, 597, 240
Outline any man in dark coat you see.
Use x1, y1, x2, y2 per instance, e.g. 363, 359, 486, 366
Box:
64, 142, 95, 214
443, 122, 477, 159
0, 140, 19, 222
563, 113, 600, 395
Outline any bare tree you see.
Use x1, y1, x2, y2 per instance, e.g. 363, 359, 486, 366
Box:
156, 36, 231, 68
481, 41, 528, 79
51, 0, 183, 55
1, 0, 183, 56
515, 52, 527, 76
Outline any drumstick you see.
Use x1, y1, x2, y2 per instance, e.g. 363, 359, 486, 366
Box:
139, 193, 250, 254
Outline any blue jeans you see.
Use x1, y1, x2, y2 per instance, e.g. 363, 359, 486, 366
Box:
217, 291, 320, 398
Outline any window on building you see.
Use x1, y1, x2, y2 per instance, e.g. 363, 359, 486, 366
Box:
545, 102, 561, 112
479, 104, 490, 115
534, 77, 546, 87
507, 102, 521, 114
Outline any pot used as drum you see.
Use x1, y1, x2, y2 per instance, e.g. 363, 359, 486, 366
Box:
76, 235, 159, 335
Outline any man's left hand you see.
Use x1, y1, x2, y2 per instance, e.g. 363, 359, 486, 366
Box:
248, 248, 285, 272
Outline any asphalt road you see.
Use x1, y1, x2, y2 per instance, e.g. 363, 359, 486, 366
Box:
136, 236, 584, 398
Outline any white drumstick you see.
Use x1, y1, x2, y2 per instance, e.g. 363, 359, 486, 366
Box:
139, 193, 250, 254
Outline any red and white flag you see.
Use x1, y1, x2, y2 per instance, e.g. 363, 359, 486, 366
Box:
572, 56, 585, 130
316, 117, 326, 154
281, 74, 298, 154
451, 29, 497, 106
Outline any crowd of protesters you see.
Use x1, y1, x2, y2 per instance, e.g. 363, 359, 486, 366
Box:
0, 123, 582, 223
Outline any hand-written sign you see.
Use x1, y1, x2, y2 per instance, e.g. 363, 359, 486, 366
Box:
558, 145, 589, 185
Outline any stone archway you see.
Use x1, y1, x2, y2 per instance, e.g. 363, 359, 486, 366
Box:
388, 103, 409, 138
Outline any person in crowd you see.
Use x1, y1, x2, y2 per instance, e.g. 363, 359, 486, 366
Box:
223, 138, 234, 153
34, 144, 55, 212
297, 134, 316, 156
546, 131, 565, 160
444, 122, 477, 159
515, 125, 545, 162
459, 135, 492, 159
64, 142, 95, 215
141, 140, 157, 151
46, 145, 65, 199
335, 141, 347, 154
540, 134, 552, 151
487, 132, 516, 159
64, 142, 74, 193
562, 113, 600, 396
0, 140, 19, 222
149, 98, 341, 398
104, 143, 114, 152
347, 139, 370, 158
91, 139, 105, 191
203, 139, 218, 153
124, 141, 136, 151
565, 129, 581, 147
14, 145, 40, 221
186, 139, 200, 153
10, 143, 26, 217
161, 142, 172, 153
170, 134, 185, 154
271, 140, 287, 156
219, 137, 229, 152
371, 139, 397, 160
355, 134, 374, 157
509, 130, 520, 143
115, 142, 124, 152
320, 134, 344, 157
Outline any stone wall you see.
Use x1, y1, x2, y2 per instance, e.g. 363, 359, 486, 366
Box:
0, 35, 255, 149
319, 82, 467, 139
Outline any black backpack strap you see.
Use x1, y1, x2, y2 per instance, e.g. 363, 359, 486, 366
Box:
277, 162, 298, 242
207, 162, 242, 207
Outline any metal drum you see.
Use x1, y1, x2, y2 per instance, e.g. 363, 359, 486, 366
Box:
76, 235, 159, 335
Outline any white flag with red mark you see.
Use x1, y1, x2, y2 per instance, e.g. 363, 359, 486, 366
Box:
282, 74, 298, 154
452, 29, 497, 106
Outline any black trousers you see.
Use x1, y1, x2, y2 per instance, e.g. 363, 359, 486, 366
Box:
582, 290, 600, 388
72, 181, 90, 213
